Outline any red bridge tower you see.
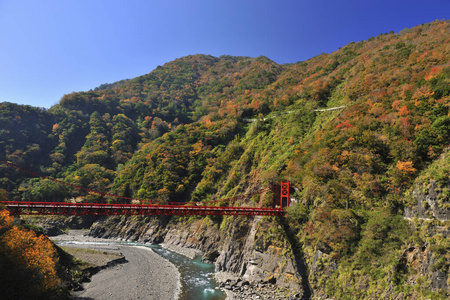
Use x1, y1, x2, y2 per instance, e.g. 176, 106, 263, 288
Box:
280, 181, 289, 209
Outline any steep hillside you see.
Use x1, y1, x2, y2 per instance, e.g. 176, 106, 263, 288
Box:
1, 20, 449, 298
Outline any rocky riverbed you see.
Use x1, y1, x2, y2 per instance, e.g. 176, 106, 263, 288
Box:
214, 272, 302, 300
51, 230, 181, 300
52, 230, 300, 300
87, 215, 306, 299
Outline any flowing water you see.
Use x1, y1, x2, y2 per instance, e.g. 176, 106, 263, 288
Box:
56, 240, 226, 300
150, 245, 226, 300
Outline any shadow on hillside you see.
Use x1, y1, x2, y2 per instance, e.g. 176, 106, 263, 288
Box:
277, 216, 312, 300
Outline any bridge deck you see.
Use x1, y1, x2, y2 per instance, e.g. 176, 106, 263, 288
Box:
0, 161, 289, 216
0, 201, 286, 216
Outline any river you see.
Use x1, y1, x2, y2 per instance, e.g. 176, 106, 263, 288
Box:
53, 232, 226, 300
151, 245, 226, 300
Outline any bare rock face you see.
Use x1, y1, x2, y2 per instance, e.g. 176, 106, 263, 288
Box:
404, 180, 450, 221
202, 250, 220, 264
240, 246, 301, 288
235, 216, 302, 290
402, 177, 449, 296
310, 249, 337, 278
88, 215, 306, 299
17, 215, 98, 236
400, 244, 449, 293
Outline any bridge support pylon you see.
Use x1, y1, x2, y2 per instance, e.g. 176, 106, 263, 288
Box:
280, 181, 289, 210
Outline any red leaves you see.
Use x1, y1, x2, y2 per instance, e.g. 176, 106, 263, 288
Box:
335, 120, 354, 130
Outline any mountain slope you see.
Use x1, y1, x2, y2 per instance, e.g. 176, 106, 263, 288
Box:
0, 19, 449, 298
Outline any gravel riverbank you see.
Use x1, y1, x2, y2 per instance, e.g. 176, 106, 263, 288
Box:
51, 231, 181, 300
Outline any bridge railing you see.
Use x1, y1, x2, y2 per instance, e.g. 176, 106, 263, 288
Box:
0, 160, 289, 216
0, 201, 286, 216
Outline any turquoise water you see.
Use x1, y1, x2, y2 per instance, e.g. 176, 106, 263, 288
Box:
56, 240, 226, 300
150, 245, 226, 300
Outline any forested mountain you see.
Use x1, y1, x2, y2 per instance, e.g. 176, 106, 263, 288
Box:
1, 20, 449, 298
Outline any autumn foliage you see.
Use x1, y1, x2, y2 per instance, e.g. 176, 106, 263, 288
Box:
0, 19, 449, 299
0, 210, 61, 299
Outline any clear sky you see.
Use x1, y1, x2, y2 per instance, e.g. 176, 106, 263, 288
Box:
0, 0, 448, 108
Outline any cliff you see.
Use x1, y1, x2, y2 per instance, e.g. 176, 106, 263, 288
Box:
89, 214, 307, 299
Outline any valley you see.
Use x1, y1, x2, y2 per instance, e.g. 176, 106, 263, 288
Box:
1, 19, 449, 299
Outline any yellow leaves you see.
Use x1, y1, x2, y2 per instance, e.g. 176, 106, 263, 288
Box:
0, 210, 60, 291
396, 160, 417, 175
369, 102, 384, 116
0, 209, 13, 229
412, 85, 435, 102
190, 140, 204, 157
112, 139, 122, 146
175, 184, 185, 194
50, 152, 65, 164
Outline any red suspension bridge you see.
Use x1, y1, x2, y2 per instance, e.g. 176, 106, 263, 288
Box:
0, 161, 289, 216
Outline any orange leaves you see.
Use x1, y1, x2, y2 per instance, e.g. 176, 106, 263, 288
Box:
399, 117, 412, 139
412, 85, 435, 103
190, 140, 204, 156
391, 100, 401, 110
3, 228, 59, 290
0, 209, 13, 229
398, 105, 410, 116
400, 83, 414, 100
157, 188, 170, 197
391, 100, 410, 116
396, 160, 417, 175
425, 66, 440, 81
0, 209, 60, 291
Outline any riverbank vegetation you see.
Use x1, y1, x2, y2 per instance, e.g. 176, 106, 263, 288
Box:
0, 209, 88, 299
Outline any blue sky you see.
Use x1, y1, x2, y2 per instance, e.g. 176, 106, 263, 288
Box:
0, 0, 448, 108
